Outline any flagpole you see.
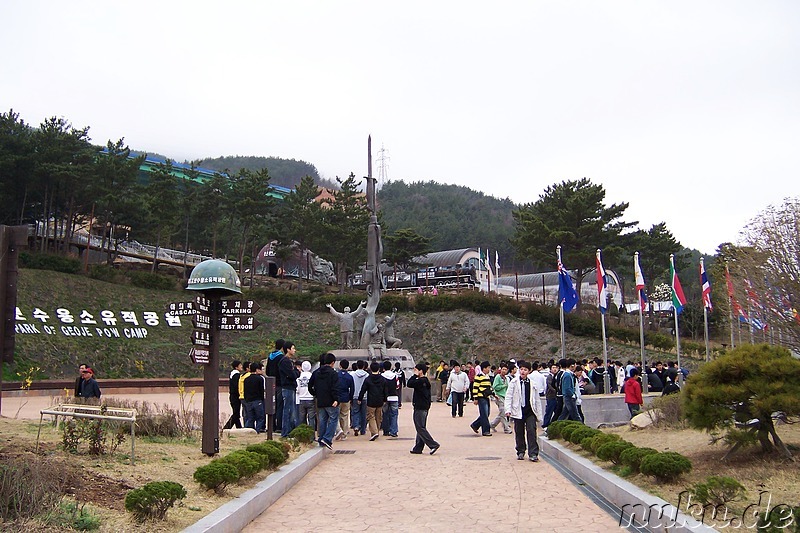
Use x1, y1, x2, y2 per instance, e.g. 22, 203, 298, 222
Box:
701, 257, 710, 362
557, 246, 566, 360
635, 252, 647, 393
597, 249, 611, 395
670, 254, 683, 385
726, 264, 735, 349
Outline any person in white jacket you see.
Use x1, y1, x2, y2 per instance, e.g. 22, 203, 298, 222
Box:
504, 361, 544, 462
445, 363, 470, 418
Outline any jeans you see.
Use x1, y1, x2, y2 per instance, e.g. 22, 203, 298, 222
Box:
244, 399, 266, 433
317, 405, 340, 445
411, 409, 439, 452
490, 396, 510, 432
281, 388, 298, 437
542, 397, 557, 427
298, 399, 316, 430
381, 400, 399, 436
558, 396, 581, 422
514, 412, 539, 458
471, 397, 491, 434
451, 392, 465, 417
351, 400, 368, 434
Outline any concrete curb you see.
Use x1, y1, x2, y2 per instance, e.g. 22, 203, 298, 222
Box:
541, 437, 718, 533
182, 446, 327, 533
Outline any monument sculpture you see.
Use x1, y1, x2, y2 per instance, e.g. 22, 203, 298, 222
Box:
384, 308, 402, 349
326, 301, 366, 349
359, 137, 385, 350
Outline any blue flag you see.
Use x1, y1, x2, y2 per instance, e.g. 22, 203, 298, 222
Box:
558, 260, 579, 313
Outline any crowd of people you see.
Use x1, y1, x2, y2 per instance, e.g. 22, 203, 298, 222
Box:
224, 344, 684, 459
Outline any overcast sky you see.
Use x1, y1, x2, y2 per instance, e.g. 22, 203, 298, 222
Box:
2, 1, 799, 256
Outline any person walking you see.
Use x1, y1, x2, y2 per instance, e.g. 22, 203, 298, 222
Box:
357, 362, 391, 441
445, 363, 470, 417
309, 353, 341, 450
77, 367, 101, 399
505, 361, 543, 461
335, 360, 355, 440
490, 362, 512, 433
469, 361, 494, 436
223, 360, 243, 429
406, 363, 440, 455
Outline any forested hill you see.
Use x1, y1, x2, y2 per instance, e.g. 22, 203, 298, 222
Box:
378, 180, 524, 268
194, 155, 337, 190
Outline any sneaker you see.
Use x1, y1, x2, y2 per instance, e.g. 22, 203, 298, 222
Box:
491, 426, 497, 432
471, 426, 479, 434
321, 440, 333, 450
354, 429, 360, 437
334, 431, 343, 441
482, 432, 493, 437
517, 453, 525, 460
529, 456, 539, 462
369, 434, 379, 441
340, 433, 347, 440
430, 445, 440, 455
389, 433, 398, 438
410, 450, 423, 454
504, 430, 513, 434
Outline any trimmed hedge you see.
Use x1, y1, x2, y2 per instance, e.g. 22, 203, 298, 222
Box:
288, 424, 315, 443
246, 443, 286, 468
596, 440, 635, 464
124, 481, 186, 522
619, 447, 659, 473
639, 452, 692, 482
544, 420, 583, 440
568, 426, 600, 445
193, 461, 240, 493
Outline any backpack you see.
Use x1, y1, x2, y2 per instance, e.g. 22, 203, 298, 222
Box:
554, 369, 564, 396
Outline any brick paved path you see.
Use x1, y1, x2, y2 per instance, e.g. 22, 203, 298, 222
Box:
245, 401, 620, 532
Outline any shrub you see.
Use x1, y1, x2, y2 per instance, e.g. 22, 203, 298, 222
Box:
193, 461, 240, 493
690, 476, 746, 506
263, 439, 290, 460
568, 426, 600, 445
596, 440, 634, 464
545, 420, 582, 440
288, 424, 315, 443
246, 443, 286, 468
219, 451, 262, 478
580, 435, 598, 452
639, 452, 692, 482
124, 481, 186, 522
619, 447, 659, 473
559, 422, 586, 442
648, 394, 684, 428
128, 271, 178, 291
20, 252, 81, 274
589, 433, 621, 454
0, 455, 75, 521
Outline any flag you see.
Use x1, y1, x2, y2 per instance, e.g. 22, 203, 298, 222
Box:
700, 258, 712, 311
557, 254, 578, 313
479, 248, 488, 271
634, 253, 648, 312
725, 265, 744, 317
596, 250, 609, 314
669, 255, 687, 315
495, 251, 500, 275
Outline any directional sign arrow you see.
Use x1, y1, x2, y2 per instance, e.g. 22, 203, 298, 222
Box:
219, 299, 260, 315
191, 330, 211, 346
189, 347, 210, 365
218, 315, 260, 331
192, 313, 211, 330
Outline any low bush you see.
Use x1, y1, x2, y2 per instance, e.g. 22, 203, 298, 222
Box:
193, 461, 240, 493
264, 439, 291, 459
619, 447, 659, 473
128, 271, 178, 291
559, 423, 586, 442
690, 476, 746, 506
288, 424, 315, 443
219, 451, 262, 478
20, 251, 81, 274
568, 426, 600, 445
124, 481, 186, 522
647, 394, 685, 428
596, 440, 634, 464
246, 443, 286, 468
589, 433, 620, 454
544, 420, 582, 440
639, 452, 692, 482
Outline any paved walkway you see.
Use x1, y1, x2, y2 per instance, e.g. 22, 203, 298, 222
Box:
245, 401, 620, 533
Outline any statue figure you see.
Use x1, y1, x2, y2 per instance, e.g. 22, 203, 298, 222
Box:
359, 137, 386, 349
384, 307, 402, 349
367, 322, 387, 359
326, 301, 366, 349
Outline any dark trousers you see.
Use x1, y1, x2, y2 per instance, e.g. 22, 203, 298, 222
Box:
514, 413, 539, 458
274, 385, 283, 431
223, 397, 242, 429
558, 396, 581, 421
411, 409, 439, 452
451, 392, 465, 417
542, 397, 557, 427
552, 396, 564, 422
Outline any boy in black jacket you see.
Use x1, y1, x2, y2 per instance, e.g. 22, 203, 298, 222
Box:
407, 363, 440, 455
309, 352, 341, 449
357, 362, 391, 441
